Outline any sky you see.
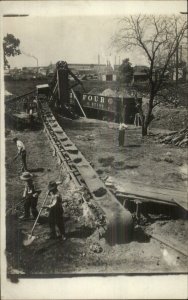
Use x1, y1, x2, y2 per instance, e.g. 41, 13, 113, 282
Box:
2, 1, 186, 69
3, 15, 149, 68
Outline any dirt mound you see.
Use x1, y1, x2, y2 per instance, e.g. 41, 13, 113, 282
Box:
88, 87, 105, 95
100, 88, 116, 97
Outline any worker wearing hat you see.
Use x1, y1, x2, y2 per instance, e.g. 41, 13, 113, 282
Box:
44, 181, 66, 240
118, 123, 128, 147
13, 137, 28, 172
20, 172, 39, 220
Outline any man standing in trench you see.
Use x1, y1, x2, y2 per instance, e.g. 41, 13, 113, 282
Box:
13, 137, 28, 172
118, 123, 128, 146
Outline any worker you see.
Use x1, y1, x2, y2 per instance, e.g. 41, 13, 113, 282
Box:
134, 113, 141, 127
44, 181, 66, 240
13, 137, 28, 172
33, 97, 38, 112
22, 97, 28, 113
20, 172, 39, 220
25, 97, 30, 114
118, 123, 128, 146
28, 102, 34, 116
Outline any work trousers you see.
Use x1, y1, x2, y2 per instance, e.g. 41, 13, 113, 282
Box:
49, 206, 65, 238
20, 150, 27, 172
24, 196, 38, 218
134, 113, 141, 126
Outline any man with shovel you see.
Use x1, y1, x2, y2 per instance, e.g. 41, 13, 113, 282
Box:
13, 137, 28, 172
118, 123, 128, 147
44, 181, 66, 240
19, 172, 39, 220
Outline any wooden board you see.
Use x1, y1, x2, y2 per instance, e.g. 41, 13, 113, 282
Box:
13, 112, 38, 119
148, 233, 188, 257
124, 182, 187, 210
107, 179, 188, 211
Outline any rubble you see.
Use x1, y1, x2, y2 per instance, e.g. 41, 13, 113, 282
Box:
89, 242, 103, 253
155, 127, 188, 147
164, 157, 174, 163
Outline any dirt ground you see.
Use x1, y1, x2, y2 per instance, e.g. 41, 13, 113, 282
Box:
5, 118, 188, 277
63, 119, 187, 191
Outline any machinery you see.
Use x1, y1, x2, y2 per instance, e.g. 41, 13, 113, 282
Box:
40, 60, 142, 124
48, 61, 86, 119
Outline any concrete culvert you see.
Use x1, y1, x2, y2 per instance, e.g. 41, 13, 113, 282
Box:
67, 149, 79, 155
105, 210, 133, 245
93, 187, 107, 197
73, 158, 82, 164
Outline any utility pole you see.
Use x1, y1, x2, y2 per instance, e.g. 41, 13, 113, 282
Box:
175, 22, 180, 103
180, 11, 188, 79
35, 57, 39, 75
175, 25, 179, 92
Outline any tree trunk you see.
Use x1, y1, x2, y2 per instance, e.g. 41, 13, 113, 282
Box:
142, 92, 155, 136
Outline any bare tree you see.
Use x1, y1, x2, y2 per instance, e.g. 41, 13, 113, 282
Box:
112, 15, 187, 135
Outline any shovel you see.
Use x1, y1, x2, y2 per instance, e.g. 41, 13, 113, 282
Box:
23, 192, 49, 246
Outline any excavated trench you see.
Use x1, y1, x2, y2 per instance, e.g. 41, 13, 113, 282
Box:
38, 100, 134, 244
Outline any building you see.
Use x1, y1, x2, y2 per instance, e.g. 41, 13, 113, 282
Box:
99, 63, 117, 82
46, 62, 119, 79
132, 65, 149, 83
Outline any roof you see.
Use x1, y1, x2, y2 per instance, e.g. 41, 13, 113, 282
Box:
134, 65, 149, 71
134, 72, 148, 76
88, 88, 134, 98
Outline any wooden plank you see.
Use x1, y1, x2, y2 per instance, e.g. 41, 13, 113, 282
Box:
108, 180, 187, 211
148, 233, 188, 257
115, 193, 177, 206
